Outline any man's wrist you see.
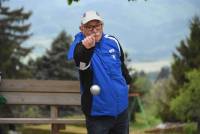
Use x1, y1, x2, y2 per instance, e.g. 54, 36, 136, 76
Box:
82, 41, 94, 49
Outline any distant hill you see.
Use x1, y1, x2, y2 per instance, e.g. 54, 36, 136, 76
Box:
146, 66, 171, 83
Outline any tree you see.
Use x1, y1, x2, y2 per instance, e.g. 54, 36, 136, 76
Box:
159, 16, 200, 123
0, 1, 32, 133
29, 31, 80, 118
67, 0, 79, 5
132, 71, 152, 95
128, 71, 152, 122
31, 31, 78, 80
171, 16, 200, 89
155, 66, 170, 82
171, 69, 200, 133
146, 77, 178, 122
152, 16, 200, 123
0, 0, 32, 78
67, 0, 147, 5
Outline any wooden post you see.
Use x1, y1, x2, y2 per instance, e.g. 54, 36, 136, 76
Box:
51, 105, 59, 134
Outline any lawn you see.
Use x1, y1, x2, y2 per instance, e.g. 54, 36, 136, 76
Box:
22, 124, 143, 134
22, 124, 87, 134
20, 113, 159, 134
19, 113, 196, 134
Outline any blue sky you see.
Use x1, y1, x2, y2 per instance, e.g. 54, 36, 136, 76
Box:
6, 0, 200, 72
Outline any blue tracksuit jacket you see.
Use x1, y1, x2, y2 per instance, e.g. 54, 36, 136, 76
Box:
67, 32, 131, 117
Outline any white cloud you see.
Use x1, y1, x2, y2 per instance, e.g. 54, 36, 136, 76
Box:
23, 36, 53, 49
130, 59, 172, 73
7, 0, 199, 65
21, 36, 53, 63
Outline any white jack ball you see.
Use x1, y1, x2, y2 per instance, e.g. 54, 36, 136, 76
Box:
90, 85, 101, 95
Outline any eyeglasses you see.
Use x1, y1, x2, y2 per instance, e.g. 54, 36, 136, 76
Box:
84, 23, 102, 31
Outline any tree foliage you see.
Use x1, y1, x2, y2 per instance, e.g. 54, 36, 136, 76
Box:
171, 69, 200, 120
157, 16, 200, 126
146, 78, 178, 122
67, 0, 147, 5
155, 66, 170, 82
30, 31, 78, 80
171, 16, 200, 89
132, 71, 152, 95
151, 16, 200, 123
0, 0, 32, 78
170, 69, 200, 133
67, 0, 79, 5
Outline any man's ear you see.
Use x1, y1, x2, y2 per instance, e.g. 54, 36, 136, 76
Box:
79, 25, 83, 32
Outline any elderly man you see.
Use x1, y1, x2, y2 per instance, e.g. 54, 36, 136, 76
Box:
67, 10, 132, 134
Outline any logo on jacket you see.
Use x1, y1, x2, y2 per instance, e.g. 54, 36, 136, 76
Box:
112, 55, 116, 60
109, 49, 115, 53
109, 49, 116, 60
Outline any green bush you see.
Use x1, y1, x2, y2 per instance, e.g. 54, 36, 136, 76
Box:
170, 70, 200, 127
183, 123, 197, 134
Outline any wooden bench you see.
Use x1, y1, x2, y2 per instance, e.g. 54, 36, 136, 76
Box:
0, 79, 84, 134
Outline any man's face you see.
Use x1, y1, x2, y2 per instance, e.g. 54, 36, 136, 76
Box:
80, 20, 103, 42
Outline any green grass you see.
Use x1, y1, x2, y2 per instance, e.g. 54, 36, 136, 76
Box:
130, 112, 162, 134
22, 124, 87, 134
19, 113, 159, 134
18, 113, 197, 134
130, 113, 198, 134
19, 115, 87, 134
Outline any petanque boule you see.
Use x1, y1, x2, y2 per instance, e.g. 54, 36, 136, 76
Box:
90, 85, 101, 95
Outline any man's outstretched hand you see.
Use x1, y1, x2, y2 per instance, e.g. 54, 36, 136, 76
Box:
0, 95, 6, 105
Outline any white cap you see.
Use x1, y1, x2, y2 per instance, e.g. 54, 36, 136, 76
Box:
81, 10, 103, 24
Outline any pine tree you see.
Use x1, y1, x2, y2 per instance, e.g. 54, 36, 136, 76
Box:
162, 16, 200, 123
155, 16, 200, 123
31, 31, 78, 80
155, 66, 170, 82
170, 15, 200, 131
0, 0, 32, 78
172, 16, 200, 89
